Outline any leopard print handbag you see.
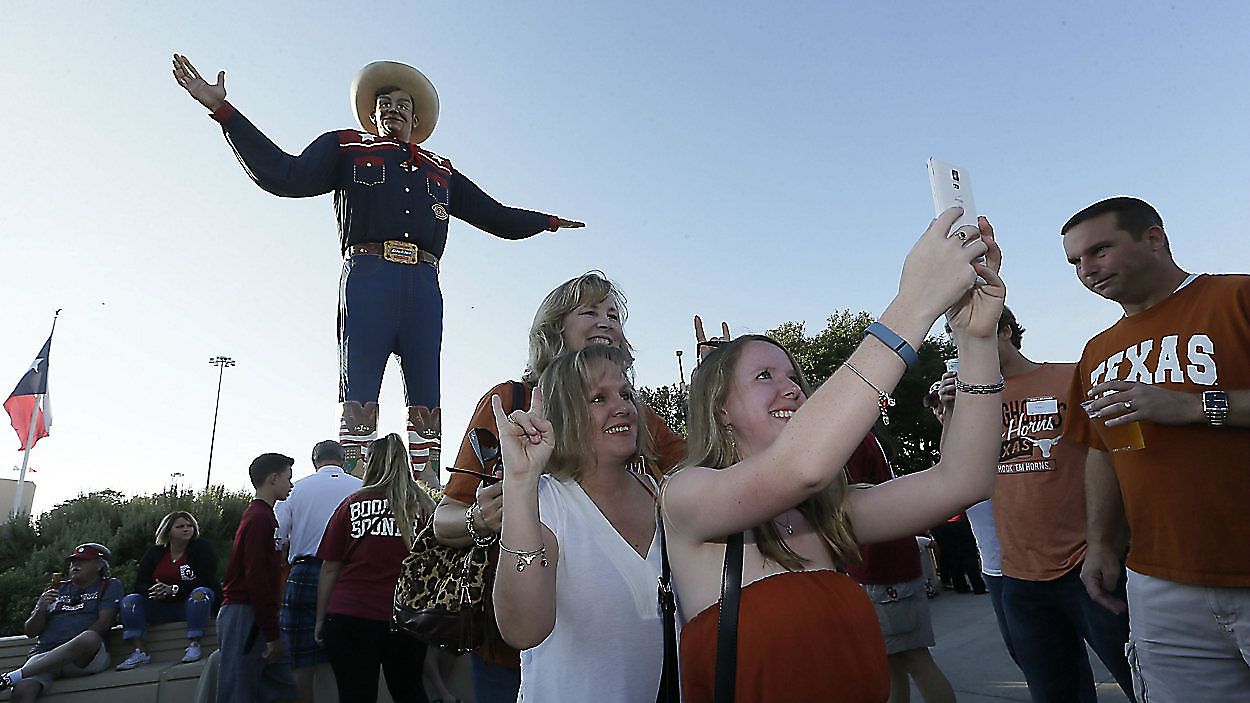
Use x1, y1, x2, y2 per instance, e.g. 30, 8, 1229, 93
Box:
392, 484, 493, 653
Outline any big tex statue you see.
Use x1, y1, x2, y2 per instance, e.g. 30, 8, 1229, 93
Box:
173, 54, 583, 481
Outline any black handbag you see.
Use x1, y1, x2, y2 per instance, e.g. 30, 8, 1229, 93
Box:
656, 515, 679, 703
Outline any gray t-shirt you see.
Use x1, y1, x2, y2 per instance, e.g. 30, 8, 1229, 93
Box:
33, 577, 122, 653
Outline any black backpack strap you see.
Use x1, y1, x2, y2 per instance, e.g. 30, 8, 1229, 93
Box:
512, 381, 527, 411
655, 510, 679, 703
714, 531, 744, 703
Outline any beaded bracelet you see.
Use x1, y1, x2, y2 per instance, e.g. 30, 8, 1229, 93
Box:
842, 360, 897, 426
499, 542, 549, 572
954, 376, 1006, 394
464, 503, 498, 547
865, 322, 919, 369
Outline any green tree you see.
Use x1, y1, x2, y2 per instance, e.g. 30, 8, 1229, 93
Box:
636, 382, 689, 436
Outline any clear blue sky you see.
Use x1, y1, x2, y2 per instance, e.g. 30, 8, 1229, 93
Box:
3, 2, 1249, 515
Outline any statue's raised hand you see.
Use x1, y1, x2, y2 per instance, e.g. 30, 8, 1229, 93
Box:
172, 54, 226, 111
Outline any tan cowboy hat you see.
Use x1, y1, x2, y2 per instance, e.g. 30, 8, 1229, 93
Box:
351, 61, 439, 144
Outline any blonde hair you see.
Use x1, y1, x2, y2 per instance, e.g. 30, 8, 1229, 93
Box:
358, 433, 436, 548
684, 335, 859, 570
538, 345, 653, 481
523, 271, 632, 384
154, 511, 200, 546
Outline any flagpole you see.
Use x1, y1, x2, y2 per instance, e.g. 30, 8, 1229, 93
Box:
10, 310, 58, 518
11, 395, 41, 518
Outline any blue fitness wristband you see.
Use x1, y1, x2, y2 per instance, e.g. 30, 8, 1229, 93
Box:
865, 322, 918, 369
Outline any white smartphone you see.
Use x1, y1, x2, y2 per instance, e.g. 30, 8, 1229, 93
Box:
927, 157, 979, 237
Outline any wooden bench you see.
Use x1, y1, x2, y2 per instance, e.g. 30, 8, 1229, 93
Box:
0, 621, 216, 702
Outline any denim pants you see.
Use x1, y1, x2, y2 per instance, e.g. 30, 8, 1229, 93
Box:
1001, 565, 1134, 703
120, 588, 215, 640
983, 574, 1020, 668
469, 652, 521, 703
338, 255, 442, 406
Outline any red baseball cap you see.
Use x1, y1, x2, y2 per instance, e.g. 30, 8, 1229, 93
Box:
66, 543, 111, 561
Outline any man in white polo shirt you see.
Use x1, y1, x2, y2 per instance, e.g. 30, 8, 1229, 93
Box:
275, 440, 362, 703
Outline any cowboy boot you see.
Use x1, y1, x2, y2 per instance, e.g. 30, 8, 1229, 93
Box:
407, 405, 442, 487
339, 401, 378, 477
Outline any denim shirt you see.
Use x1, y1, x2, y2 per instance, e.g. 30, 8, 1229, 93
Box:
211, 101, 556, 257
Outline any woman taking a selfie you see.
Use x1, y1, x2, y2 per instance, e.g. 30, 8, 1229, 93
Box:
662, 209, 1006, 701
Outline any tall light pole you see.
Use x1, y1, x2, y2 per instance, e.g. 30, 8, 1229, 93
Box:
675, 349, 686, 387
206, 356, 236, 491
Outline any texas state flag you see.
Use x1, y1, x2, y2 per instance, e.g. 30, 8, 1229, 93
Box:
5, 335, 52, 450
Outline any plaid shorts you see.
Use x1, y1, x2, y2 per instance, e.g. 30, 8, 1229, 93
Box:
280, 560, 326, 668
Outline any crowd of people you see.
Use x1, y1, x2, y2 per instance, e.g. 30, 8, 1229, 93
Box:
0, 49, 1244, 703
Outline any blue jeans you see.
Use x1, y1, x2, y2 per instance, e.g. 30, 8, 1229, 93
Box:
120, 588, 215, 640
338, 255, 442, 406
469, 652, 521, 703
1001, 565, 1135, 703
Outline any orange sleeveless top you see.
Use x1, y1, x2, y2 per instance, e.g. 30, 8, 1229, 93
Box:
679, 570, 889, 702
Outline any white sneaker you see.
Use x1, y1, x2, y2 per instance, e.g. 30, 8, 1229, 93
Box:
116, 649, 150, 671
181, 641, 202, 663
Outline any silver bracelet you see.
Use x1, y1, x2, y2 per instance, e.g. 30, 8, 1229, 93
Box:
464, 503, 497, 547
842, 360, 897, 426
954, 376, 1006, 394
499, 542, 548, 572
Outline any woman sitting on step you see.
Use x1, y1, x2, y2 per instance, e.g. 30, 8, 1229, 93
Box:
117, 511, 220, 669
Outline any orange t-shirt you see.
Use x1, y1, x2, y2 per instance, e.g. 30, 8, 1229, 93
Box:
992, 363, 1088, 581
1067, 274, 1250, 587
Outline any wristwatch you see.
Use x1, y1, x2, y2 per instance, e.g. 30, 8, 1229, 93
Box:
1202, 390, 1229, 427
170, 584, 180, 597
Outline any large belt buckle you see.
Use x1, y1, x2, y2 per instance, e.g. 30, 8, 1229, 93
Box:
383, 240, 419, 265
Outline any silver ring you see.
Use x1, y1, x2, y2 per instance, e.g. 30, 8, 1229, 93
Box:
956, 230, 968, 241
1123, 400, 1133, 411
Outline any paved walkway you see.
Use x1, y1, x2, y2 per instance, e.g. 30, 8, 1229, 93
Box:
915, 589, 1132, 702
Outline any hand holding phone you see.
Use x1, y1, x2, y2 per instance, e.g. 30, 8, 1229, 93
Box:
927, 157, 979, 238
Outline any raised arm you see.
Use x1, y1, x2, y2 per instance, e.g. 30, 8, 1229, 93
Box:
491, 389, 561, 650
172, 53, 338, 198
664, 209, 996, 542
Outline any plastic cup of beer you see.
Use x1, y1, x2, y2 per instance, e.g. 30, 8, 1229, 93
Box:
945, 359, 959, 374
1081, 395, 1145, 452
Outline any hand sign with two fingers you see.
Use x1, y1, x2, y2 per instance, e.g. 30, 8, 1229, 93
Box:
694, 315, 732, 361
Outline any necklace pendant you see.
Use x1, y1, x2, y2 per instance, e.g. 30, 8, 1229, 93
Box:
432, 203, 449, 221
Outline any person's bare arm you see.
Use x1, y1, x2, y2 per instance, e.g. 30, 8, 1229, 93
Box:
1090, 382, 1250, 430
1079, 449, 1129, 614
314, 560, 342, 644
23, 589, 57, 637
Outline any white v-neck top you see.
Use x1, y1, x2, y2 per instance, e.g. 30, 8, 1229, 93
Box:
518, 474, 663, 702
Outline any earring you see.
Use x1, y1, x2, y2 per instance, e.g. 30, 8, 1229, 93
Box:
725, 425, 736, 450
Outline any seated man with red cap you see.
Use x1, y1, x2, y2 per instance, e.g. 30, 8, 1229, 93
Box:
172, 53, 584, 481
0, 543, 124, 701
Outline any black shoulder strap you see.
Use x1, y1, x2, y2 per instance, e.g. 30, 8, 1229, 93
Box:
714, 531, 744, 703
655, 511, 679, 703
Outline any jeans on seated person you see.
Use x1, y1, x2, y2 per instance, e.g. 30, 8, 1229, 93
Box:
120, 587, 215, 640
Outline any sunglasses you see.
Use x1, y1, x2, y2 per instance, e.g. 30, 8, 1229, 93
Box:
446, 428, 503, 486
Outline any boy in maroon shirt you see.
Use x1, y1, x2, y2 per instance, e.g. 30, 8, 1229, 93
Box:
217, 453, 297, 703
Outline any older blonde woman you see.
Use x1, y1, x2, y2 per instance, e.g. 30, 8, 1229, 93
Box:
662, 210, 1006, 701
492, 345, 665, 701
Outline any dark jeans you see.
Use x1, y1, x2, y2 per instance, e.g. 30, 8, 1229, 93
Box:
931, 520, 986, 593
1001, 565, 1135, 703
322, 613, 428, 703
120, 588, 215, 640
338, 255, 442, 405
983, 574, 1020, 669
469, 652, 521, 702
